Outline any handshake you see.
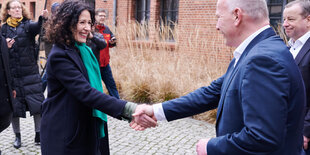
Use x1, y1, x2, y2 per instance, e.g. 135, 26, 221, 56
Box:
129, 104, 157, 131
127, 103, 209, 155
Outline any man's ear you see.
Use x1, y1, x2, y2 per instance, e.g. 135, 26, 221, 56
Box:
233, 8, 242, 26
306, 15, 310, 28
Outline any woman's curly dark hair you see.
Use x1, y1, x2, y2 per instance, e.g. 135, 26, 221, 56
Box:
45, 0, 95, 46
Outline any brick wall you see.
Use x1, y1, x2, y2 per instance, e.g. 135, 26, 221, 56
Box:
0, 0, 232, 64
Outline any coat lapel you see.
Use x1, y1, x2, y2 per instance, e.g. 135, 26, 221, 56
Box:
64, 46, 89, 80
295, 37, 310, 65
216, 28, 277, 122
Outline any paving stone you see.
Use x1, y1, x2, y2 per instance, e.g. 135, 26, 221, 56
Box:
0, 113, 215, 154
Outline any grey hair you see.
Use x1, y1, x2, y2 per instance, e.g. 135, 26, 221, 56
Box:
227, 0, 269, 20
95, 8, 109, 17
285, 0, 310, 18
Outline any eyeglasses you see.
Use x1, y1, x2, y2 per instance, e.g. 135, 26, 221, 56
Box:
10, 6, 22, 10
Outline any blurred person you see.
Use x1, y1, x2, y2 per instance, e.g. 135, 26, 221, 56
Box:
283, 0, 310, 154
95, 8, 119, 99
41, 1, 156, 154
0, 23, 16, 154
1, 0, 48, 148
41, 2, 60, 92
132, 0, 306, 154
43, 2, 60, 58
87, 27, 107, 63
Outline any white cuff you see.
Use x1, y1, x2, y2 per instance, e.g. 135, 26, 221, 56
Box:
153, 103, 167, 121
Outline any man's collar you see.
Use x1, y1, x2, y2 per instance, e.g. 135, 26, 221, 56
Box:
233, 25, 270, 61
288, 31, 310, 47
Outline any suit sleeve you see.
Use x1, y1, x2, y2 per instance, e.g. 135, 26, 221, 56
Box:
162, 75, 223, 121
304, 108, 310, 137
49, 51, 126, 118
301, 61, 310, 137
207, 55, 290, 154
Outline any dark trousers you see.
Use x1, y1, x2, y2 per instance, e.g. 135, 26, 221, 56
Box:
0, 113, 12, 133
100, 64, 120, 99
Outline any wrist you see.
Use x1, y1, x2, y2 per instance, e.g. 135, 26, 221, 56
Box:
121, 102, 137, 122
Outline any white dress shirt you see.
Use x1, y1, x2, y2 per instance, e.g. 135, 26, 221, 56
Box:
153, 25, 271, 121
288, 31, 310, 59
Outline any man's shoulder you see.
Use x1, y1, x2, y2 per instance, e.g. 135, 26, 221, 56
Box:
245, 35, 292, 65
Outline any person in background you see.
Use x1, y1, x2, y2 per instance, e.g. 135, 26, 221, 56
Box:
41, 1, 155, 154
43, 2, 60, 58
95, 8, 119, 99
41, 2, 60, 92
132, 0, 306, 154
283, 0, 310, 154
1, 0, 48, 149
87, 27, 107, 64
0, 20, 16, 155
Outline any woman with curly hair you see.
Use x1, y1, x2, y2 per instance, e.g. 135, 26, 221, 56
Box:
41, 0, 156, 154
1, 0, 48, 149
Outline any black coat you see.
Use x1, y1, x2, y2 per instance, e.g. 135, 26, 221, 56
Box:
87, 32, 107, 63
1, 17, 44, 117
0, 34, 14, 117
41, 44, 127, 155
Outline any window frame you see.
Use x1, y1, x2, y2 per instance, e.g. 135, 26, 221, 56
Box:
159, 0, 179, 42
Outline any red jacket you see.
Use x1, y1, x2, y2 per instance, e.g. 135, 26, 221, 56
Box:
95, 24, 116, 67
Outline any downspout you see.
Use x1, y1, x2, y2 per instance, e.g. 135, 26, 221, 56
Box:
113, 0, 117, 30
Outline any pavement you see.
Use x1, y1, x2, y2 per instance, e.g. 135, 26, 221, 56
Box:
0, 113, 215, 155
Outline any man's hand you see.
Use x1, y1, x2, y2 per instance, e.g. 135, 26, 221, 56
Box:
304, 136, 310, 150
196, 138, 210, 155
109, 37, 117, 44
130, 104, 157, 130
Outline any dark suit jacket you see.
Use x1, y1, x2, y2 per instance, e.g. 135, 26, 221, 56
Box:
295, 37, 310, 138
41, 44, 127, 155
161, 28, 305, 154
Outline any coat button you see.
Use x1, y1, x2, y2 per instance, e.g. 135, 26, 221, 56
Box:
6, 98, 9, 102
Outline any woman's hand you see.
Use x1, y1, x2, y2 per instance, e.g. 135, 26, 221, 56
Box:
6, 38, 15, 48
88, 32, 93, 39
42, 9, 49, 19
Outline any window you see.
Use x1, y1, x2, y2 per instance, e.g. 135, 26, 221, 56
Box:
160, 0, 179, 41
266, 0, 294, 27
135, 0, 150, 39
30, 2, 36, 19
135, 0, 150, 24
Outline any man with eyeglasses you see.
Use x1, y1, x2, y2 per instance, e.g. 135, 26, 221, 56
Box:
283, 0, 310, 154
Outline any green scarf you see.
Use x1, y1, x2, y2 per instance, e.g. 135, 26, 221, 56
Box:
75, 42, 107, 138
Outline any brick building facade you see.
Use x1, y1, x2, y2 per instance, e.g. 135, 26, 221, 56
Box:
0, 0, 294, 64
